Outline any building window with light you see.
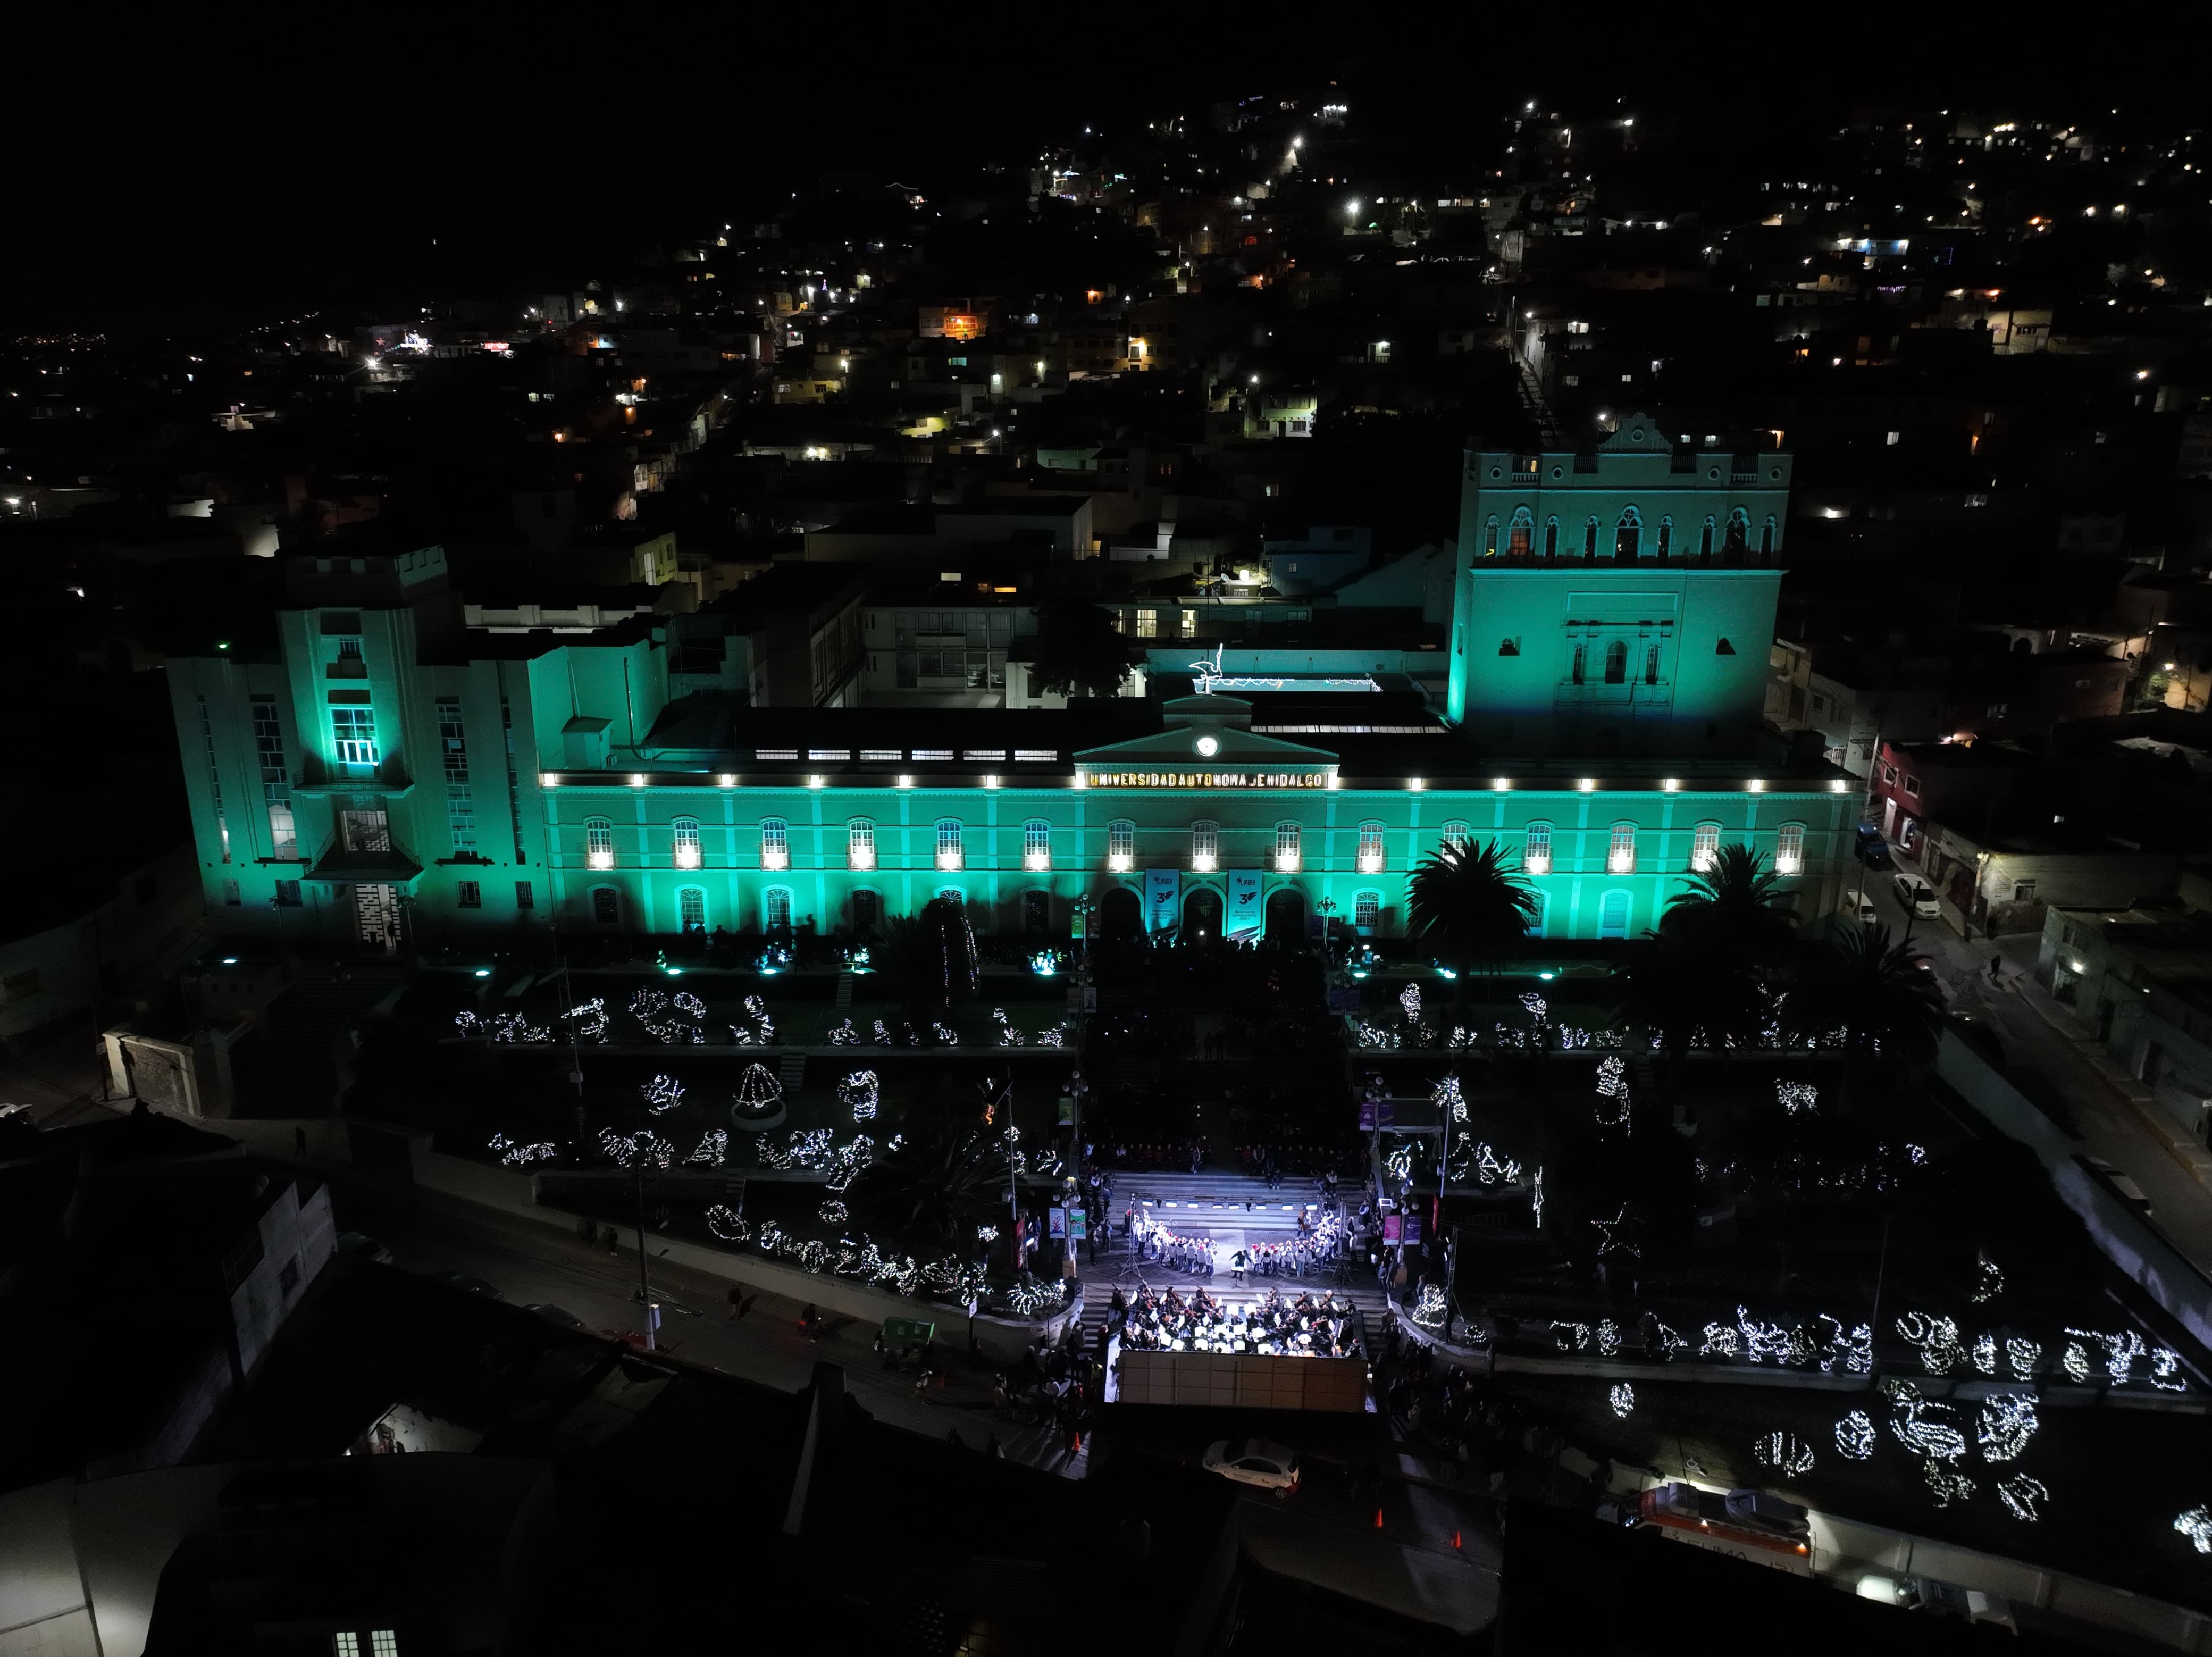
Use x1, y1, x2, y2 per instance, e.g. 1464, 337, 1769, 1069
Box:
585, 817, 615, 869
1107, 819, 1135, 870
764, 887, 793, 931
1354, 891, 1381, 931
936, 818, 964, 871
1357, 820, 1386, 873
1438, 819, 1471, 852
1180, 610, 1197, 638
849, 819, 876, 869
1191, 819, 1219, 872
1523, 821, 1552, 874
1275, 822, 1301, 872
332, 705, 378, 775
1136, 608, 1158, 639
760, 818, 790, 869
1691, 822, 1721, 872
1608, 822, 1637, 873
1775, 822, 1805, 875
678, 888, 706, 931
1023, 818, 1050, 871
672, 817, 702, 868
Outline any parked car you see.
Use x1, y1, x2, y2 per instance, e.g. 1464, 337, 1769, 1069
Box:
1854, 825, 1895, 871
1893, 876, 1941, 919
1840, 888, 1880, 926
1202, 1437, 1300, 1493
2080, 1153, 2154, 1217
336, 1232, 394, 1265
525, 1303, 588, 1329
428, 1269, 505, 1300
1906, 956, 1947, 1001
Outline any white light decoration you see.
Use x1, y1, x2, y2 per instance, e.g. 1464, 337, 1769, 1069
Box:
706, 1203, 750, 1242
2067, 1326, 2149, 1384
598, 1126, 674, 1169
1610, 1384, 1636, 1418
1476, 1143, 1522, 1185
993, 1008, 1026, 1048
641, 1074, 685, 1114
1519, 992, 1548, 1026
1551, 1321, 1592, 1352
1411, 1283, 1449, 1330
1972, 1250, 2004, 1303
686, 1130, 728, 1167
1977, 1393, 2039, 1462
1995, 1475, 2048, 1523
563, 999, 610, 1043
838, 1069, 880, 1120
1532, 1166, 1545, 1229
1776, 1080, 1819, 1115
1924, 1462, 1976, 1508
734, 1062, 783, 1116
1594, 1056, 1631, 1132
872, 1020, 891, 1044
932, 1022, 958, 1045
2000, 1336, 2041, 1380
1834, 1411, 1876, 1460
1888, 1400, 1968, 1463
2150, 1348, 2189, 1392
1973, 1333, 1998, 1375
2176, 1505, 2212, 1554
1592, 1205, 1640, 1259
827, 1019, 859, 1046
1754, 1431, 1815, 1476
1596, 1319, 1622, 1356
488, 1133, 558, 1166
978, 1225, 999, 1243
1038, 1027, 1066, 1048
1399, 983, 1422, 1022
1700, 1323, 1740, 1359
824, 1134, 875, 1193
1896, 1311, 1965, 1375
2062, 1342, 2092, 1383
819, 1200, 848, 1225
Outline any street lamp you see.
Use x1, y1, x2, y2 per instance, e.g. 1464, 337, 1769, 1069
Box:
1317, 894, 1339, 960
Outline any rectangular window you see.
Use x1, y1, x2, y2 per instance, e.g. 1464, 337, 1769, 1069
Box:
849, 819, 876, 868
1191, 821, 1219, 870
275, 879, 302, 907
1180, 610, 1197, 638
447, 787, 476, 852
1608, 823, 1636, 874
1904, 775, 1921, 797
198, 697, 230, 863
586, 820, 614, 866
2014, 880, 2037, 903
1692, 823, 1721, 872
673, 819, 702, 867
1524, 823, 1552, 873
1275, 822, 1301, 871
341, 809, 390, 852
332, 706, 379, 774
936, 819, 963, 869
1572, 644, 1587, 685
679, 888, 706, 930
437, 697, 469, 784
1358, 822, 1385, 873
592, 887, 620, 925
1014, 749, 1058, 763
333, 1637, 360, 1657
269, 805, 298, 859
1108, 821, 1135, 863
1024, 819, 1051, 869
1136, 608, 1158, 638
457, 880, 482, 908
251, 694, 290, 811
370, 1633, 398, 1657
1774, 823, 1804, 875
515, 880, 534, 910
760, 819, 789, 868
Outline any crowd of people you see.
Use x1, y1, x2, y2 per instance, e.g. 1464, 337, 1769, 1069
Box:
1110, 1284, 1362, 1360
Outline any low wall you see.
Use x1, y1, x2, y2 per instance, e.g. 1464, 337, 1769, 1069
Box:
1936, 1029, 2212, 1353
1115, 1348, 1368, 1412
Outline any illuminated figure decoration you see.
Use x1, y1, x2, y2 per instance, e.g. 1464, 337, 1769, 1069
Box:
1976, 1394, 2039, 1462
564, 999, 609, 1043
1753, 1431, 1815, 1476
1896, 1311, 1965, 1376
2067, 1326, 2149, 1384
1532, 1166, 1545, 1228
1597, 1319, 1622, 1356
1412, 1283, 1449, 1330
827, 1019, 860, 1046
488, 1133, 558, 1166
706, 1204, 749, 1242
819, 1200, 848, 1225
1775, 1079, 1818, 1114
686, 1130, 728, 1167
641, 1074, 685, 1114
733, 1062, 783, 1118
2176, 1505, 2212, 1555
599, 1126, 673, 1169
1610, 1384, 1636, 1418
838, 1069, 880, 1121
1594, 1056, 1631, 1131
1399, 983, 1422, 1022
1924, 1463, 1976, 1508
1997, 1475, 2049, 1523
1834, 1411, 1876, 1460
2006, 1337, 2042, 1380
1972, 1249, 2004, 1302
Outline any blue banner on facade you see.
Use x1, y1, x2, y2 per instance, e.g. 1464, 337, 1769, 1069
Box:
1226, 871, 1263, 937
1145, 869, 1179, 932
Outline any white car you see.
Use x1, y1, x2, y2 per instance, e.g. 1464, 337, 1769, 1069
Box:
1202, 1437, 1300, 1493
1892, 876, 1941, 919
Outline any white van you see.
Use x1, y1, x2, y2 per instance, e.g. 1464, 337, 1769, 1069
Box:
1840, 889, 1879, 926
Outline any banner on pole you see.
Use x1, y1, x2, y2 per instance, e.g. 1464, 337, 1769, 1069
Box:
1145, 869, 1179, 932
1226, 871, 1263, 938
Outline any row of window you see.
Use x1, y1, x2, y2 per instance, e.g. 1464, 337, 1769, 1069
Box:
575, 817, 1807, 876
1481, 506, 1777, 559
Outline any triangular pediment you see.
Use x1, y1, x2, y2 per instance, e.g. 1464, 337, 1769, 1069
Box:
1074, 724, 1337, 768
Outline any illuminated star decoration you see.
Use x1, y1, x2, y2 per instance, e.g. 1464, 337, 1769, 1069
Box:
1591, 1204, 1640, 1259
1609, 1383, 1635, 1418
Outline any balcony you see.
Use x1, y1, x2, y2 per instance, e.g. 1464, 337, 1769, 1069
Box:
849, 848, 877, 871
937, 850, 965, 872
1107, 852, 1131, 872
675, 847, 702, 869
1024, 851, 1050, 872
1358, 852, 1384, 875
292, 756, 414, 797
761, 848, 790, 871
1191, 853, 1217, 873
1274, 851, 1301, 874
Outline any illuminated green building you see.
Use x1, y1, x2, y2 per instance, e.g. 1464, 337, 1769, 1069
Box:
171, 424, 1853, 949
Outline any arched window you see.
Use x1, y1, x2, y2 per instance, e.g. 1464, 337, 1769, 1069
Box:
1023, 818, 1051, 871
1583, 518, 1600, 557
850, 889, 880, 932
1191, 819, 1220, 872
1523, 821, 1553, 874
1354, 891, 1381, 932
1608, 822, 1637, 874
1274, 822, 1302, 872
1700, 517, 1716, 558
1691, 822, 1721, 872
1022, 890, 1049, 932
672, 817, 701, 868
1572, 643, 1588, 684
1775, 822, 1805, 875
936, 887, 962, 908
1604, 640, 1628, 683
1724, 507, 1749, 556
1543, 517, 1559, 558
1657, 516, 1672, 557
1529, 891, 1549, 938
678, 887, 706, 931
759, 817, 789, 869
1107, 819, 1135, 871
1438, 819, 1471, 851
585, 817, 614, 869
1597, 890, 1632, 938
1357, 821, 1386, 873
1761, 515, 1777, 557
935, 819, 963, 872
1484, 516, 1499, 556
848, 819, 876, 869
763, 886, 793, 932
1614, 507, 1641, 559
1507, 507, 1534, 556
591, 886, 619, 925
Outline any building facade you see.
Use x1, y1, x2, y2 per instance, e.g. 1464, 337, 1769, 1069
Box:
170, 433, 1856, 948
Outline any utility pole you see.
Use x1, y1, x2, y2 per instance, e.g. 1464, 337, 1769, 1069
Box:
635, 1165, 657, 1351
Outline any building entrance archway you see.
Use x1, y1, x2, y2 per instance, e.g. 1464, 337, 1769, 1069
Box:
1100, 885, 1142, 937
1183, 887, 1223, 939
1264, 887, 1305, 944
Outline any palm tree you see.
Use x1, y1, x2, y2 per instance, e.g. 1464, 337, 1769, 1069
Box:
878, 896, 979, 1016
1661, 844, 1798, 965
1610, 930, 1766, 1129
1405, 839, 1540, 1009
1782, 922, 1946, 1103
847, 1113, 1002, 1252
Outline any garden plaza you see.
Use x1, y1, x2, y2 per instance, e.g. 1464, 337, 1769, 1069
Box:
169, 419, 1856, 947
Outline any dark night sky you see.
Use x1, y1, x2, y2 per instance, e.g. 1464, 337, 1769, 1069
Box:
3, 19, 2179, 336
